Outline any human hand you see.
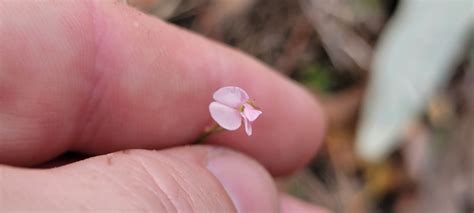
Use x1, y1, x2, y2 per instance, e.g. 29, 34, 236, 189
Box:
0, 1, 326, 212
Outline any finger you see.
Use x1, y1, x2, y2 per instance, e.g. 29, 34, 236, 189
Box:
0, 0, 325, 175
280, 193, 331, 213
2, 146, 279, 212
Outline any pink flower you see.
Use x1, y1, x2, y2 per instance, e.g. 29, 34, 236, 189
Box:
209, 86, 262, 136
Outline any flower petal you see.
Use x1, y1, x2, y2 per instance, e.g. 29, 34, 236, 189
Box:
213, 86, 249, 108
209, 101, 242, 130
242, 116, 252, 136
243, 103, 262, 122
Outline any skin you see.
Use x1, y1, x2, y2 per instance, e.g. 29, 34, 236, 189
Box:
0, 0, 327, 212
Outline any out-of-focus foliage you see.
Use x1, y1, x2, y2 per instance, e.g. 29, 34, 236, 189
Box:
298, 64, 333, 92
356, 0, 473, 161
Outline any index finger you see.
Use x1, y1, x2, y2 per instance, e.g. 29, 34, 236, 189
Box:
0, 0, 325, 175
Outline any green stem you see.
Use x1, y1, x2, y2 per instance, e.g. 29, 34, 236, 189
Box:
193, 123, 224, 144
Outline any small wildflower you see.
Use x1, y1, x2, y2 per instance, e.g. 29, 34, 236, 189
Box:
209, 86, 262, 136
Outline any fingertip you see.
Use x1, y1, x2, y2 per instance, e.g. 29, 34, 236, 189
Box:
162, 145, 280, 212
205, 147, 279, 212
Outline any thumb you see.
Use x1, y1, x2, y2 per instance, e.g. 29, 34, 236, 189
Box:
1, 146, 278, 212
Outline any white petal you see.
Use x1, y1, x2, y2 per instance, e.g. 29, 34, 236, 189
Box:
242, 116, 252, 136
209, 102, 242, 130
213, 86, 249, 108
243, 103, 262, 122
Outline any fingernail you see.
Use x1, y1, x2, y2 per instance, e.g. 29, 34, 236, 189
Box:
206, 148, 278, 213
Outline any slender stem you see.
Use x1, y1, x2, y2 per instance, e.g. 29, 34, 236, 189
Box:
193, 123, 224, 144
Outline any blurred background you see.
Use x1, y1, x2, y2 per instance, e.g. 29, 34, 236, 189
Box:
125, 0, 473, 212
